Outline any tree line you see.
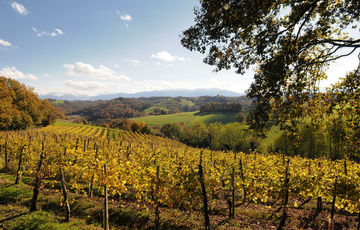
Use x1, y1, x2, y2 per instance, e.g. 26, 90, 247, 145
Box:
0, 77, 63, 130
199, 102, 242, 113
50, 95, 252, 123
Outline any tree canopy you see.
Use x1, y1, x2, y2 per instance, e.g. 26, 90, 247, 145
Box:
0, 77, 63, 130
181, 0, 360, 130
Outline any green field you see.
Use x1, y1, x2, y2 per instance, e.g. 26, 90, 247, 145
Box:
130, 111, 238, 127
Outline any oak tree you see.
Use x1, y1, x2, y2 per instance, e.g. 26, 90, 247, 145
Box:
182, 0, 360, 130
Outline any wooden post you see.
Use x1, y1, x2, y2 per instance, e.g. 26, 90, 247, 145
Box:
83, 139, 87, 152
4, 140, 9, 170
198, 151, 210, 230
155, 165, 160, 230
344, 158, 348, 176
75, 138, 79, 150
231, 167, 235, 218
277, 159, 290, 230
239, 157, 246, 202
328, 179, 337, 230
60, 147, 70, 222
30, 139, 45, 212
103, 164, 109, 230
89, 145, 98, 198
15, 146, 25, 185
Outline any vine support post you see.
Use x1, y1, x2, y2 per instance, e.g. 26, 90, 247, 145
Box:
89, 144, 98, 198
4, 140, 8, 170
60, 147, 70, 222
30, 139, 45, 212
155, 165, 160, 230
15, 145, 25, 185
277, 158, 290, 230
239, 157, 246, 202
231, 167, 235, 218
328, 178, 337, 230
198, 151, 210, 230
103, 163, 109, 230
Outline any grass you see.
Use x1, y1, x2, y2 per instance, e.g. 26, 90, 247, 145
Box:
0, 173, 150, 229
130, 111, 238, 128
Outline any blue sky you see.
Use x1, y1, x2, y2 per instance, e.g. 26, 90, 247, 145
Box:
0, 1, 358, 96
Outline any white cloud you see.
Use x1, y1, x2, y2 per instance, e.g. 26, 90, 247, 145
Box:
116, 10, 132, 21
54, 29, 64, 35
10, 2, 28, 15
65, 80, 109, 90
0, 39, 12, 47
64, 62, 130, 81
120, 14, 132, 21
151, 51, 185, 62
155, 62, 173, 67
0, 66, 38, 80
32, 27, 64, 37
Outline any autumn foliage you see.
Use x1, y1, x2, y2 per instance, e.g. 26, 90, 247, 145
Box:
0, 77, 63, 130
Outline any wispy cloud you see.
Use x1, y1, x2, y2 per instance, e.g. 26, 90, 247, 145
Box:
124, 59, 140, 66
64, 62, 130, 81
32, 27, 64, 37
10, 1, 28, 15
155, 62, 173, 67
151, 51, 185, 62
0, 39, 12, 47
0, 66, 38, 80
120, 14, 132, 21
65, 80, 109, 90
116, 10, 132, 21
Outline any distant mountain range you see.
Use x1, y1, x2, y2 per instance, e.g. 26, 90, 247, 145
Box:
40, 88, 244, 100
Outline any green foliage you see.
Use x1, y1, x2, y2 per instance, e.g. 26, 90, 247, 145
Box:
104, 118, 151, 134
235, 112, 246, 123
182, 122, 210, 147
160, 123, 182, 139
144, 106, 169, 115
200, 102, 242, 113
182, 0, 360, 131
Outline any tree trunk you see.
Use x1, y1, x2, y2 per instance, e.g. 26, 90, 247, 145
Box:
30, 140, 45, 212
15, 146, 25, 185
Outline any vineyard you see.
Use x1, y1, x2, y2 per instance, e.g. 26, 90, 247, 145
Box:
1, 123, 360, 229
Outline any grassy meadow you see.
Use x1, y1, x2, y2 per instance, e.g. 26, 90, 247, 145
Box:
130, 111, 238, 128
